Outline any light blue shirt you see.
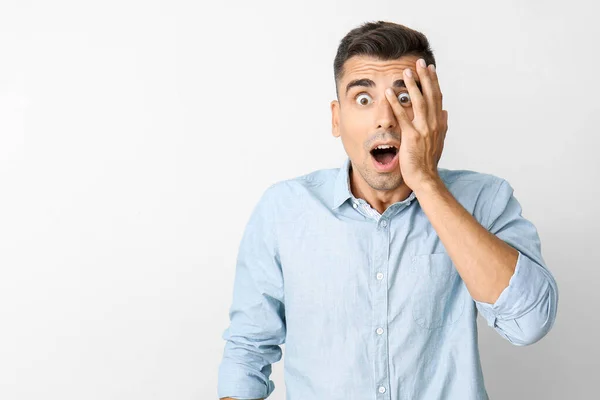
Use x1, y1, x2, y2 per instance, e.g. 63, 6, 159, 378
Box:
217, 157, 559, 400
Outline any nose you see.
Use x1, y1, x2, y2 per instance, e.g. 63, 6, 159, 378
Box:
375, 96, 398, 130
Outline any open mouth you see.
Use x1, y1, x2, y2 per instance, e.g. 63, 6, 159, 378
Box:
370, 145, 398, 165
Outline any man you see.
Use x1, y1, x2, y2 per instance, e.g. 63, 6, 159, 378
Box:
217, 21, 558, 400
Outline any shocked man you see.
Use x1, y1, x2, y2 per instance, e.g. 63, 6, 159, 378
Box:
217, 20, 558, 400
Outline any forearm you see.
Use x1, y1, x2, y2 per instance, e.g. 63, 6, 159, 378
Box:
413, 177, 519, 304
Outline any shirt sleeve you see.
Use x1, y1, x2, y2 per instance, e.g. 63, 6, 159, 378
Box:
474, 178, 559, 346
217, 184, 286, 399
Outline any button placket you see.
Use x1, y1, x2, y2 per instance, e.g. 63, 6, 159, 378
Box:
372, 215, 390, 398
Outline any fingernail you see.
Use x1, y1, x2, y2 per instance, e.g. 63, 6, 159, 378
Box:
385, 88, 394, 96
404, 68, 413, 78
429, 64, 436, 73
418, 58, 426, 68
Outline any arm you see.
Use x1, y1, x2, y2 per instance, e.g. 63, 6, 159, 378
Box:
413, 176, 558, 346
217, 185, 286, 399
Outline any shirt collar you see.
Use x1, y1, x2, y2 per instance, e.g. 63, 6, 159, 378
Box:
331, 156, 418, 210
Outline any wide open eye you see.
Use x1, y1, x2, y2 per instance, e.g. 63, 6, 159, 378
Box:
355, 93, 372, 106
398, 92, 411, 105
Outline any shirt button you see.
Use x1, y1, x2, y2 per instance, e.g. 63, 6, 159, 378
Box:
376, 327, 384, 335
353, 203, 358, 208
378, 386, 386, 393
376, 272, 384, 280
381, 220, 388, 227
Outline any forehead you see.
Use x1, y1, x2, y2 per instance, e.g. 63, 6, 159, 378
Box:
342, 54, 421, 82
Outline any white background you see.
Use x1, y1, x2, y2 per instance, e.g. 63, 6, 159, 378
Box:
1, 1, 598, 399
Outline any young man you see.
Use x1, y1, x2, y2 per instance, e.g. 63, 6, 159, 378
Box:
217, 20, 558, 400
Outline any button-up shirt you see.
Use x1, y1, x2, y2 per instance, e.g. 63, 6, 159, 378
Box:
217, 157, 559, 400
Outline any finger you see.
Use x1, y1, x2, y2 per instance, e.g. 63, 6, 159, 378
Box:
437, 109, 448, 164
384, 88, 413, 131
416, 59, 437, 125
403, 67, 426, 126
428, 64, 443, 117
440, 109, 448, 137
442, 110, 448, 132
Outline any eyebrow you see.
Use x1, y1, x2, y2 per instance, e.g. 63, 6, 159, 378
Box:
345, 78, 422, 96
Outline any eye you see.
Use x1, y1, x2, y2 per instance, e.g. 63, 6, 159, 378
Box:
355, 93, 372, 106
398, 92, 411, 105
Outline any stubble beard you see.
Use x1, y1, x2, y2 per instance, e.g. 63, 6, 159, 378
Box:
355, 157, 404, 191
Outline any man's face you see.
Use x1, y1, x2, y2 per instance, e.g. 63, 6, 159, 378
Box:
331, 54, 422, 191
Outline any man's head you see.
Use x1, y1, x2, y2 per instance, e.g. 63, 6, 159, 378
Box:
331, 21, 436, 193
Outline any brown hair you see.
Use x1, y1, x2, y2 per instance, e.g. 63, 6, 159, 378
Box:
333, 20, 436, 100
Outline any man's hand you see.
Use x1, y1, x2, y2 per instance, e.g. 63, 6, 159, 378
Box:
384, 58, 448, 192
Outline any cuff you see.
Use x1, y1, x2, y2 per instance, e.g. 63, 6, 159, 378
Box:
217, 360, 274, 399
475, 250, 549, 327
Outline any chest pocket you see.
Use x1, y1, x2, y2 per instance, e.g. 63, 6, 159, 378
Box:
410, 252, 466, 329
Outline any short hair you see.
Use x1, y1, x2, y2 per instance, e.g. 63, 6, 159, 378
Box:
333, 20, 436, 100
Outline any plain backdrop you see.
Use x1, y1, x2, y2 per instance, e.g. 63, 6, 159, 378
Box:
1, 0, 598, 399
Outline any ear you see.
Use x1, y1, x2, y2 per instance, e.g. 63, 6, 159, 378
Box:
331, 100, 341, 138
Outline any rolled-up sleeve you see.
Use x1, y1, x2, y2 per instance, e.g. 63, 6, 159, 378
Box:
217, 184, 286, 399
474, 178, 559, 346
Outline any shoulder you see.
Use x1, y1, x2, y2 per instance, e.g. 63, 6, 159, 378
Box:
439, 167, 507, 197
261, 165, 339, 203
438, 167, 514, 228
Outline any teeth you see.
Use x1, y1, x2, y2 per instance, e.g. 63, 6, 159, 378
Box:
375, 144, 395, 150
